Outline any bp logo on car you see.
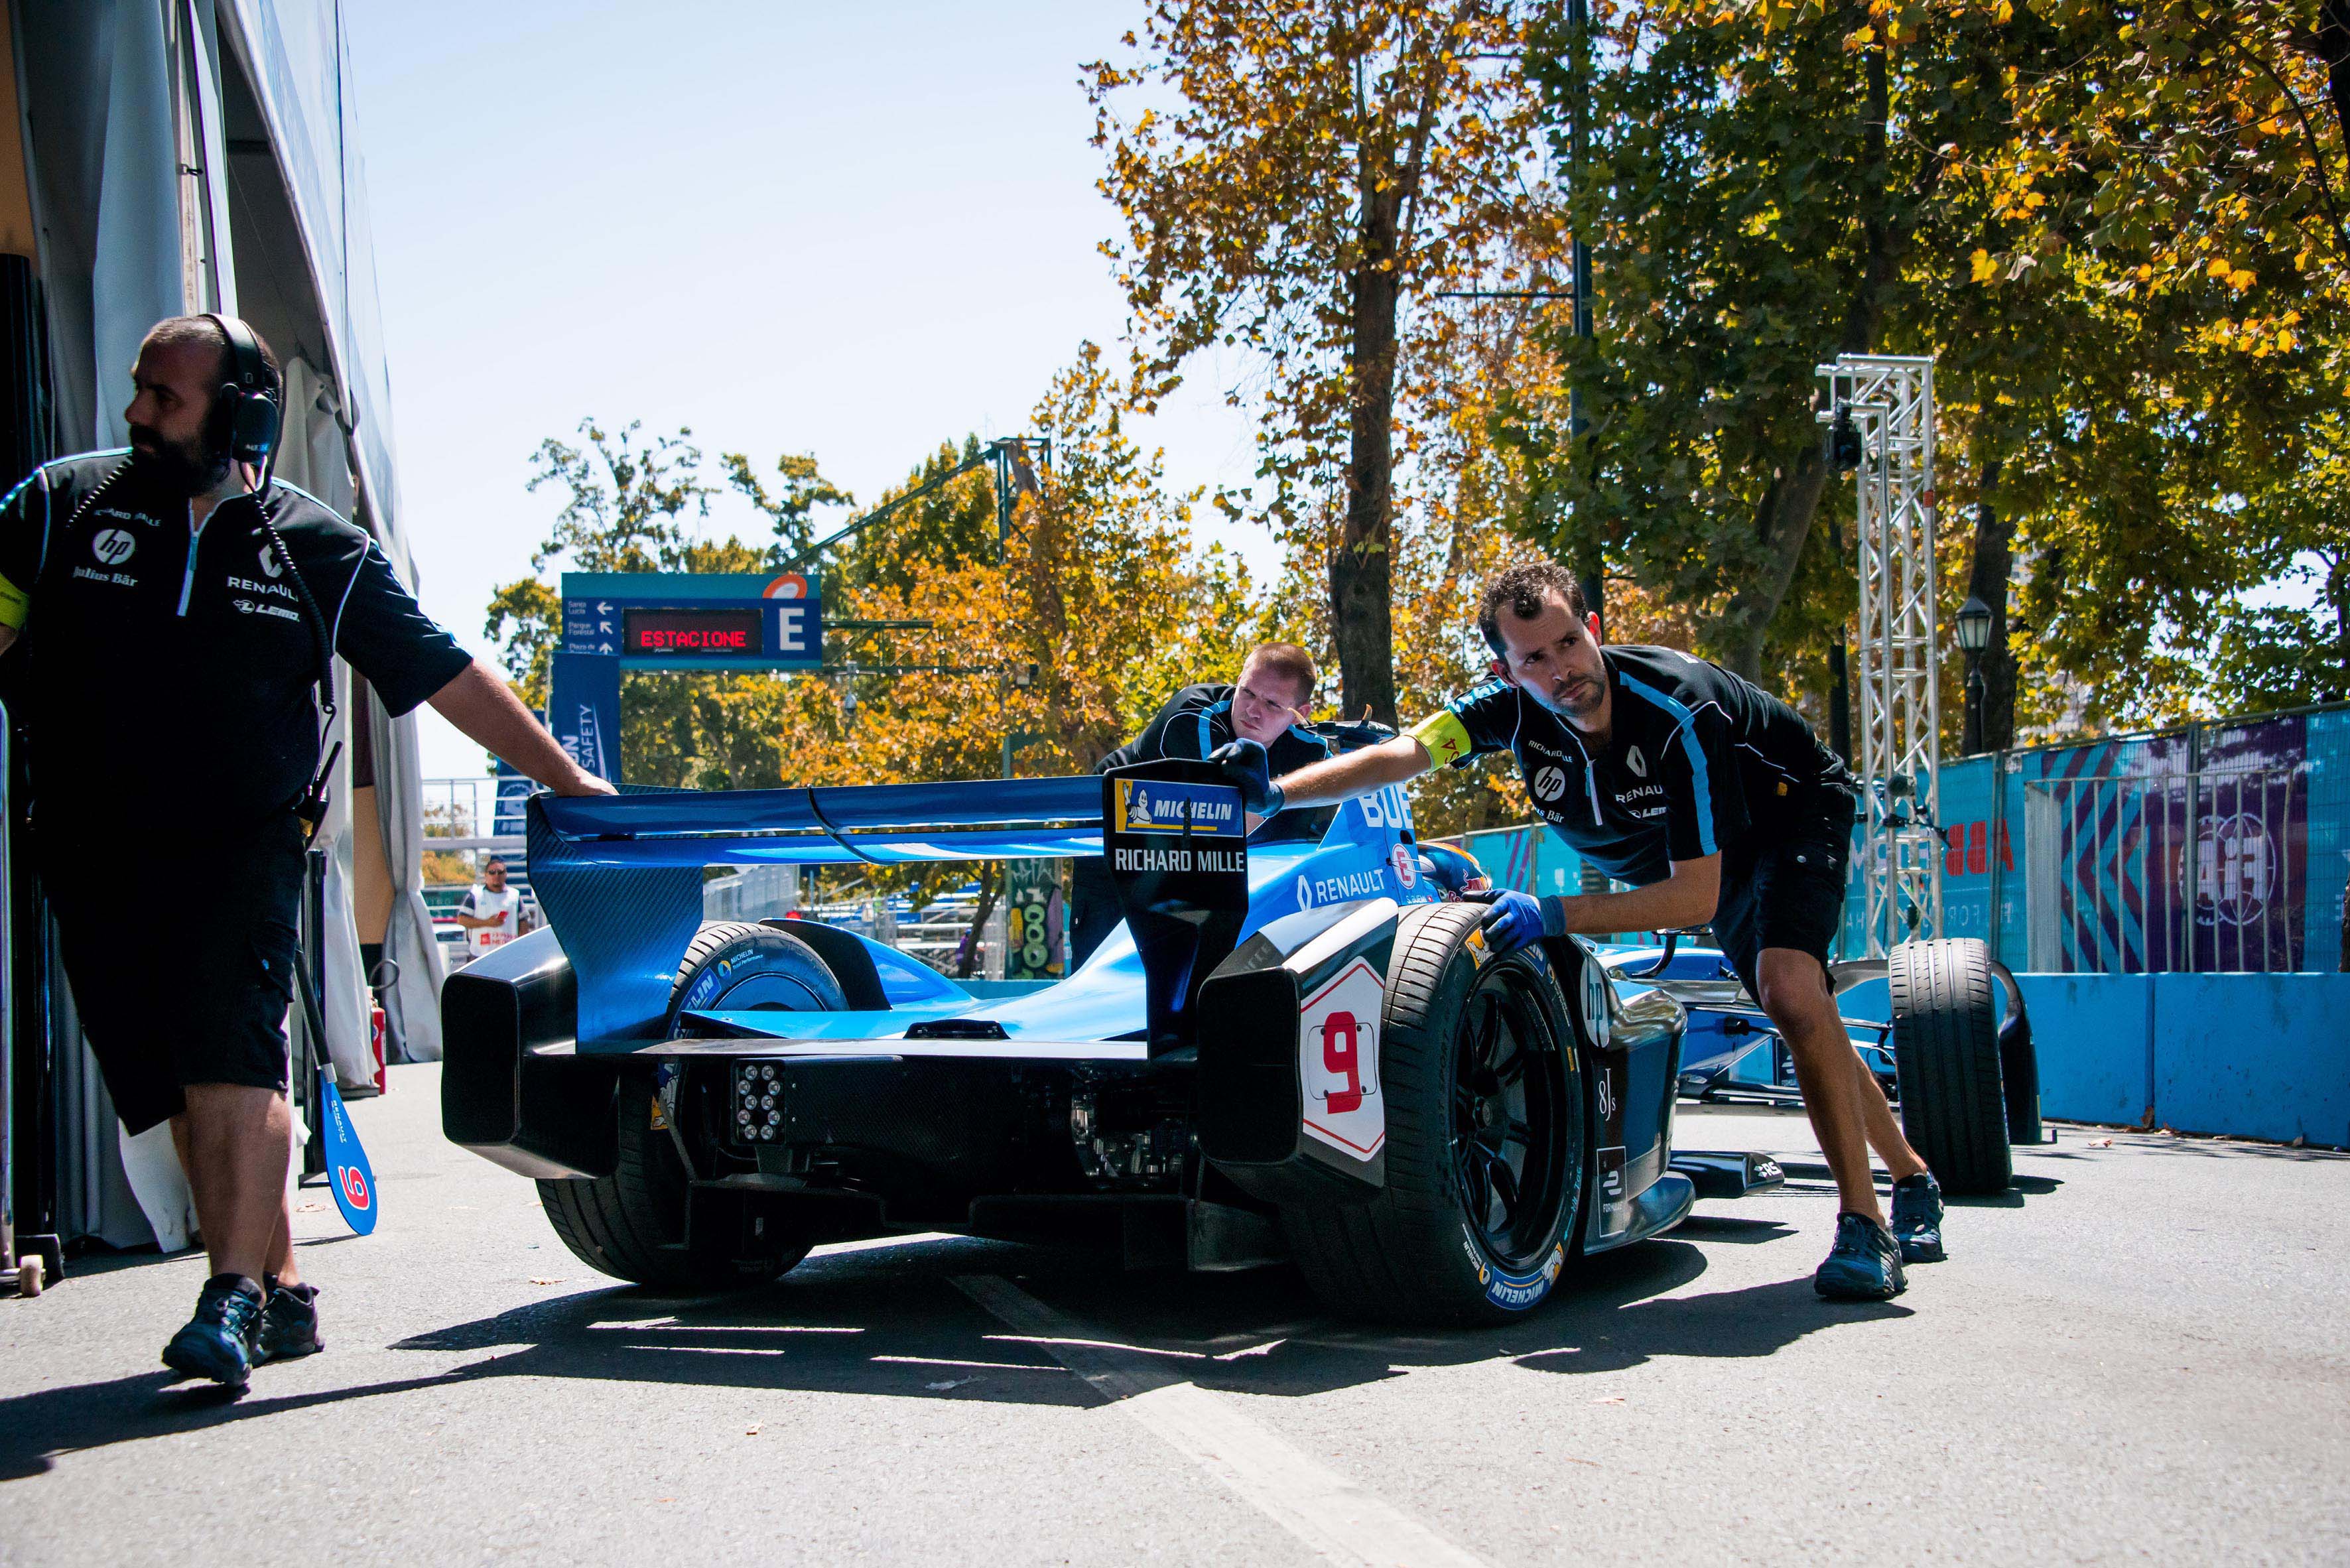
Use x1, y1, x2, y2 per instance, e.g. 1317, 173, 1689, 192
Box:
1581, 959, 1611, 1049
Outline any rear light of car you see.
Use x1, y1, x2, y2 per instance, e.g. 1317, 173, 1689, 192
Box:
732, 1062, 783, 1142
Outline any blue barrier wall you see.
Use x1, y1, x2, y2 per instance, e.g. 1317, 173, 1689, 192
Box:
2020, 972, 2348, 1145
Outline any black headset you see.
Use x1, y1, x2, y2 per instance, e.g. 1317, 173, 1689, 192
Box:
206, 312, 281, 466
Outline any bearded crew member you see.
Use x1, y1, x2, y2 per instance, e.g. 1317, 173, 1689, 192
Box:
1215, 560, 1945, 1302
0, 315, 616, 1386
1068, 641, 1327, 964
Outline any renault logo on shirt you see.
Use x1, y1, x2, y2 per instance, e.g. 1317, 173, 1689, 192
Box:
259, 543, 283, 578
1626, 745, 1647, 778
92, 529, 136, 565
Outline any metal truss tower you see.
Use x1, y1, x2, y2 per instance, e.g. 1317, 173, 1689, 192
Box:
1817, 354, 1941, 956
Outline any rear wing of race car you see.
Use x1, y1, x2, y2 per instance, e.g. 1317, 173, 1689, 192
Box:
528, 764, 1246, 1046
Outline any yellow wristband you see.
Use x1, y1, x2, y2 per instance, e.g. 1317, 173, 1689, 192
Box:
1408, 708, 1475, 767
0, 572, 27, 631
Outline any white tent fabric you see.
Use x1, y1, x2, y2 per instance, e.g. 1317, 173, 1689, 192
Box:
372, 698, 448, 1061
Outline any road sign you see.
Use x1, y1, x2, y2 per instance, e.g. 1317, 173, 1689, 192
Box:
550, 572, 828, 782
559, 571, 824, 671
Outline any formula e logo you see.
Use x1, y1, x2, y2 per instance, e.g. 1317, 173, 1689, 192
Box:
1388, 843, 1418, 888
1626, 745, 1647, 779
259, 543, 283, 578
92, 528, 135, 564
1532, 765, 1567, 803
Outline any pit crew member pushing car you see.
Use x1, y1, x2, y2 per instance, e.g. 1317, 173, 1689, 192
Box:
1069, 642, 1327, 963
1216, 560, 1943, 1301
0, 314, 615, 1386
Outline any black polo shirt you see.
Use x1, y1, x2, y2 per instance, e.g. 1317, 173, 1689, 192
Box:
1095, 683, 1331, 777
1409, 644, 1855, 887
0, 451, 472, 847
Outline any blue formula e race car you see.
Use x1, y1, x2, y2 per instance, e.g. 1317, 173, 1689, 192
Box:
442, 728, 2004, 1324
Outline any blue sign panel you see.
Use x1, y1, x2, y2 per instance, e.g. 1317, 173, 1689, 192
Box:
558, 571, 824, 671
549, 652, 621, 781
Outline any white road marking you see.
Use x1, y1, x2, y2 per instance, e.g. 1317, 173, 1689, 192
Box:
954, 1275, 1494, 1568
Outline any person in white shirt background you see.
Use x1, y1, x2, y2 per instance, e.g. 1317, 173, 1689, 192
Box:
452, 857, 530, 959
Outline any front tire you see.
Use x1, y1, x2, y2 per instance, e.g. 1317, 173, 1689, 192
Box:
1285, 904, 1589, 1325
1890, 937, 2012, 1195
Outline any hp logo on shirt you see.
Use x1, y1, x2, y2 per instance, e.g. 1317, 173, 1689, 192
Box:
92, 529, 135, 565
1531, 765, 1567, 803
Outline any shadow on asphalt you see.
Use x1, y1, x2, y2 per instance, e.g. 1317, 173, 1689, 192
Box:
0, 1218, 1916, 1479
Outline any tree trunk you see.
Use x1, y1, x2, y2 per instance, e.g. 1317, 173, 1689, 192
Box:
1713, 43, 1897, 685
1963, 455, 2018, 751
2316, 1, 2350, 147
1333, 175, 1402, 727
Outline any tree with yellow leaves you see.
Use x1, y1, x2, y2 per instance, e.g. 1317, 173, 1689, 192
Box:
1089, 1, 1557, 726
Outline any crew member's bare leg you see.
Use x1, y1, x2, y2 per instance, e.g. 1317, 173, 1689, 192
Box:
176, 1083, 294, 1284
1754, 948, 1918, 1224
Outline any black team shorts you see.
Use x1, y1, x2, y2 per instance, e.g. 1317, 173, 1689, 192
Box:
39, 812, 306, 1136
1710, 785, 1859, 1002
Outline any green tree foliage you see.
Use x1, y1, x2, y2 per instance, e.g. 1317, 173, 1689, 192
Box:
1502, 0, 2349, 745
485, 350, 1265, 811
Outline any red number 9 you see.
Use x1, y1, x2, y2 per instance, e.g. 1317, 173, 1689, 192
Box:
1323, 1012, 1363, 1115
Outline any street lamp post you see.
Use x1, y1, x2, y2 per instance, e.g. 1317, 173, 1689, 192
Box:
1955, 593, 1992, 755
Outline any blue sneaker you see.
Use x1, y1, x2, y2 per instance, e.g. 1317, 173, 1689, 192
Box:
1813, 1212, 1907, 1301
1890, 1172, 1946, 1264
163, 1274, 264, 1388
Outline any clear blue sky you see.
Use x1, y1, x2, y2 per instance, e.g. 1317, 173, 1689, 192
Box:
343, 1, 1269, 779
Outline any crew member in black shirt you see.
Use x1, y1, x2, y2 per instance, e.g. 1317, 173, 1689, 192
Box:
0, 314, 613, 1386
1216, 560, 1941, 1302
1069, 641, 1327, 963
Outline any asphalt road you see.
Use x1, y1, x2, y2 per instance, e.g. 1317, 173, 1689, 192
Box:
3, 1065, 2345, 1566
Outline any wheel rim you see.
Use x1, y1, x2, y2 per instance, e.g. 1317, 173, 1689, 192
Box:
708, 971, 829, 1010
1449, 959, 1579, 1273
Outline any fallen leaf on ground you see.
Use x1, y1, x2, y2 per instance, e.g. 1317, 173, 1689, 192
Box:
745, 1425, 762, 1435
2087, 1138, 2113, 1148
925, 1378, 976, 1391
1591, 1395, 1625, 1405
528, 1277, 564, 1285
294, 1202, 324, 1213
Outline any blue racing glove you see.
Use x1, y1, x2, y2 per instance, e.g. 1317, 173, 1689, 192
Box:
1208, 739, 1285, 817
1480, 889, 1565, 954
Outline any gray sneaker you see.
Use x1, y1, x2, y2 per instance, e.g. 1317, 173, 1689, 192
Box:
254, 1278, 324, 1364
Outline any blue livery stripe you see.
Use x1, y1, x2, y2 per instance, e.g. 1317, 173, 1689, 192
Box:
1619, 673, 1716, 856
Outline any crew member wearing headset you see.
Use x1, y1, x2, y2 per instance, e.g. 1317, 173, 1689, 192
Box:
0, 315, 614, 1387
1213, 559, 1943, 1303
1068, 641, 1326, 964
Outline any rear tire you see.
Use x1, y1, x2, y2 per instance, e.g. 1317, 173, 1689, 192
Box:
537, 921, 840, 1289
1285, 904, 1588, 1325
1889, 937, 2012, 1195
